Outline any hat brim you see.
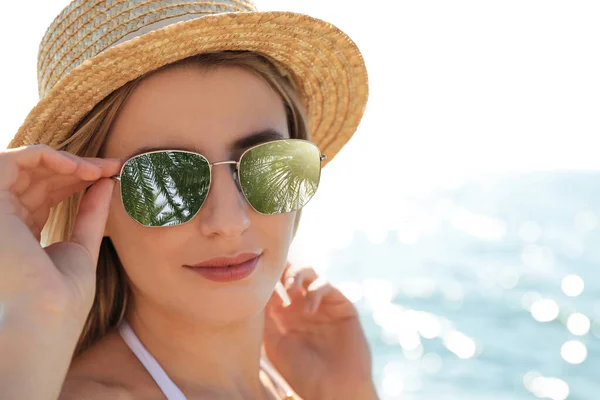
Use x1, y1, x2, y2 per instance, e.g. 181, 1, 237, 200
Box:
7, 11, 368, 166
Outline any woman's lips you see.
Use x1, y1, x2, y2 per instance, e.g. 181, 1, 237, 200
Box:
184, 254, 261, 282
187, 252, 261, 268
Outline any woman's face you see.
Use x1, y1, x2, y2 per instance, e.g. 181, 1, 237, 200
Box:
102, 64, 296, 324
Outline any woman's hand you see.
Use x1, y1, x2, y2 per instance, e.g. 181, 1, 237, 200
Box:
264, 262, 378, 400
0, 144, 122, 326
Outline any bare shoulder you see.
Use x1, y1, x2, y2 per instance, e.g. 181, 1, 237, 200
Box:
60, 328, 160, 399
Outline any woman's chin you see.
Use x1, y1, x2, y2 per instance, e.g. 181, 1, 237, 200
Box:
178, 292, 270, 322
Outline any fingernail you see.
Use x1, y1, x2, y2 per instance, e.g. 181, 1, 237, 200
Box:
275, 282, 291, 307
285, 277, 295, 290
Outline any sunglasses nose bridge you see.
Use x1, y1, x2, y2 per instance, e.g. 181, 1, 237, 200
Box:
210, 160, 240, 183
199, 159, 250, 235
210, 160, 239, 168
208, 159, 243, 193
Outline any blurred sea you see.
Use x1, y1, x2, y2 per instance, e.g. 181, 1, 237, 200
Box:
325, 172, 600, 400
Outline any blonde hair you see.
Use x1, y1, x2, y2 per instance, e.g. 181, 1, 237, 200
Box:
43, 51, 310, 358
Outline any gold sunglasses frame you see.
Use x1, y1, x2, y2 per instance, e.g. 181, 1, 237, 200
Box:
110, 138, 327, 227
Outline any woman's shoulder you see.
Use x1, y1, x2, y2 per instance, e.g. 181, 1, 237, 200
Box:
61, 328, 161, 399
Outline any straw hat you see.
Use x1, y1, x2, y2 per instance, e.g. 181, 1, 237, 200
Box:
6, 0, 368, 166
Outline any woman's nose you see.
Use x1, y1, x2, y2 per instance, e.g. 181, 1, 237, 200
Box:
196, 164, 250, 238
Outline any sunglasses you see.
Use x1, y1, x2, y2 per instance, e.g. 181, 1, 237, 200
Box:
110, 139, 326, 227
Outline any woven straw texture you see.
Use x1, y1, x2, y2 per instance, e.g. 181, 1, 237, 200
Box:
7, 0, 369, 166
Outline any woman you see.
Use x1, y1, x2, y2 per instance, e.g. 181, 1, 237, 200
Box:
0, 1, 373, 399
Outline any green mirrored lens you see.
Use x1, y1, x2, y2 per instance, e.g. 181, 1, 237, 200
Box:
239, 140, 321, 214
120, 151, 210, 227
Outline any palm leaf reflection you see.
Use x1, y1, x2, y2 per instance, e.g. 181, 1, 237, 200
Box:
121, 151, 210, 226
239, 140, 321, 214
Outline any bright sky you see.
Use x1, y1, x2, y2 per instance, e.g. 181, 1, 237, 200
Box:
2, 1, 600, 264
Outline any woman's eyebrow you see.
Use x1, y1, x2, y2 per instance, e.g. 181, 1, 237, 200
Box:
230, 128, 285, 151
124, 128, 286, 159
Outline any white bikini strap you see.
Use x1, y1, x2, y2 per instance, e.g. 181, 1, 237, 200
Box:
118, 319, 294, 399
118, 320, 187, 400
